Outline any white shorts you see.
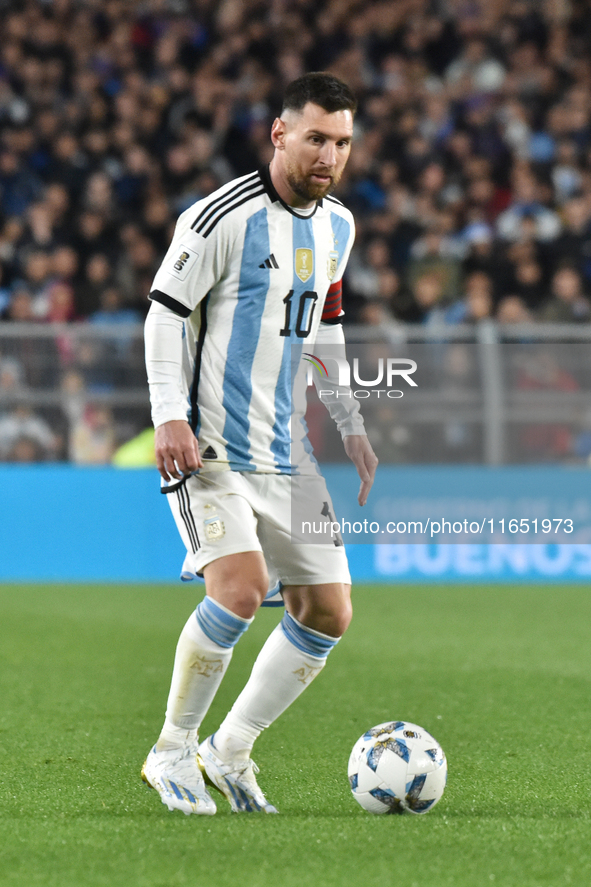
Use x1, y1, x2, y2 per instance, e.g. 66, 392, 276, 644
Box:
164, 470, 351, 587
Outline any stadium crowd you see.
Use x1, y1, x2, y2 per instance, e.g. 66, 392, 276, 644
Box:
1, 0, 591, 324
2, 0, 591, 462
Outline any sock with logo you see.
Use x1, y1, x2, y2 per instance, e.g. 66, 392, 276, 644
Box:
155, 596, 252, 751
211, 611, 339, 761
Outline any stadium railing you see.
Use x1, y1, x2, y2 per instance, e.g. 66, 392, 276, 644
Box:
1, 321, 590, 465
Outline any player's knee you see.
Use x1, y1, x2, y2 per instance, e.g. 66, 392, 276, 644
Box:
303, 605, 351, 638
203, 552, 269, 619
214, 579, 267, 619
326, 598, 352, 637
289, 588, 352, 638
238, 582, 268, 613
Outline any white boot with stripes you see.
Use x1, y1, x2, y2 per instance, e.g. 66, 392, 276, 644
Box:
141, 740, 216, 815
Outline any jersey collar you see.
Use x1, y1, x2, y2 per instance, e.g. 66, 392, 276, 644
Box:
258, 164, 322, 217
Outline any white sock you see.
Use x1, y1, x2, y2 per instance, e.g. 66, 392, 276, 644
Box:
212, 617, 337, 762
156, 613, 235, 751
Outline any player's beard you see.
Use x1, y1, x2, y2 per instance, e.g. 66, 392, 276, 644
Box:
285, 159, 340, 202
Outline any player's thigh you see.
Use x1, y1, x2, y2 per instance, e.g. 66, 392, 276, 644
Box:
165, 472, 264, 576
253, 473, 351, 588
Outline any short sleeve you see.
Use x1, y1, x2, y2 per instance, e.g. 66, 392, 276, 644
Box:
148, 206, 228, 318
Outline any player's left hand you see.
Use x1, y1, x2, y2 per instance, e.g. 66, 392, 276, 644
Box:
344, 434, 378, 506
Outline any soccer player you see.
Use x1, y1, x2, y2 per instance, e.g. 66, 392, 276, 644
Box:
142, 72, 378, 815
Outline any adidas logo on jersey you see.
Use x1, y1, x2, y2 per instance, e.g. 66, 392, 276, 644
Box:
259, 254, 279, 269
202, 445, 218, 460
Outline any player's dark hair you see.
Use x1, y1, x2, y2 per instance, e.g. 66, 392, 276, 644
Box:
282, 72, 357, 117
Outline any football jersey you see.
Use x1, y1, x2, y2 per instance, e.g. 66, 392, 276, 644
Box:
148, 165, 355, 474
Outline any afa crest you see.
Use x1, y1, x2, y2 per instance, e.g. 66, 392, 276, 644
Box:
327, 251, 338, 281
295, 248, 313, 283
204, 516, 225, 541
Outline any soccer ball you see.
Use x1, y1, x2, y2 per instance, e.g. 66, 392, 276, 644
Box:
348, 721, 447, 814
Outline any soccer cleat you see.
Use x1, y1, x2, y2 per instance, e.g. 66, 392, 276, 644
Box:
141, 742, 217, 815
197, 736, 278, 813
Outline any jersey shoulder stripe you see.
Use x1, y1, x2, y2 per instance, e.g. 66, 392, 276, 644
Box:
199, 184, 266, 239
192, 178, 263, 236
190, 172, 260, 231
325, 194, 345, 207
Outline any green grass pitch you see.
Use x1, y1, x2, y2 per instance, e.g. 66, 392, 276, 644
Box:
1, 582, 590, 887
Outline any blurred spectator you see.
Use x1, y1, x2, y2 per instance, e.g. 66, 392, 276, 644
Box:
51, 246, 80, 289
550, 196, 591, 284
358, 298, 397, 328
552, 140, 583, 204
348, 237, 392, 300
115, 234, 158, 312
21, 250, 53, 317
0, 405, 58, 461
69, 404, 117, 465
446, 271, 494, 324
509, 257, 546, 312
461, 222, 498, 280
21, 201, 56, 252
4, 286, 35, 322
437, 344, 480, 462
46, 282, 76, 324
70, 335, 118, 391
88, 286, 143, 365
539, 265, 591, 323
5, 436, 46, 463
405, 219, 463, 303
88, 287, 142, 326
76, 253, 113, 317
496, 295, 533, 324
0, 353, 24, 391
402, 271, 448, 325
445, 37, 506, 97
0, 218, 23, 271
496, 170, 561, 243
72, 212, 114, 265
515, 351, 579, 461
0, 263, 11, 315
46, 131, 88, 204
363, 402, 413, 463
0, 149, 42, 216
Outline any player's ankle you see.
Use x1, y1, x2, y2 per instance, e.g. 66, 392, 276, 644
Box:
156, 722, 198, 752
209, 730, 253, 763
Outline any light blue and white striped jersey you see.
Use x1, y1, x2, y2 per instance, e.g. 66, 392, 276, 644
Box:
149, 165, 355, 474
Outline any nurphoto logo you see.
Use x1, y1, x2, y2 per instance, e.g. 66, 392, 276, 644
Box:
304, 353, 418, 400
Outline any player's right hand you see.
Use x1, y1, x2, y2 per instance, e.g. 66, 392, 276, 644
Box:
154, 420, 203, 481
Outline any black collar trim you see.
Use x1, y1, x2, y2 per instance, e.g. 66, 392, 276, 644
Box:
258, 164, 322, 218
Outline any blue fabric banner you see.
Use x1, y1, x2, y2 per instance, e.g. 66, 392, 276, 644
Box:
1, 465, 590, 581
